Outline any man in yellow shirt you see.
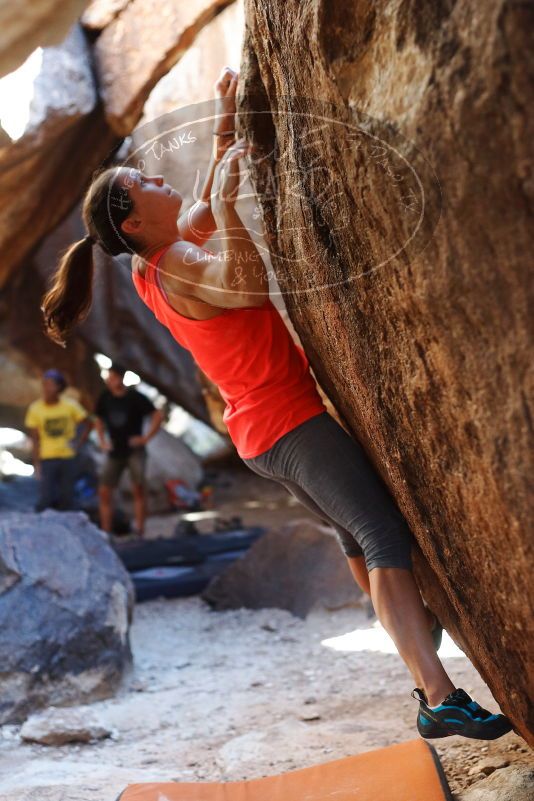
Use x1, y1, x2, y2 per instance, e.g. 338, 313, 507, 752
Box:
24, 369, 92, 511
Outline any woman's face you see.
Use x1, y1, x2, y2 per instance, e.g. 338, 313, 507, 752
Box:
118, 168, 183, 241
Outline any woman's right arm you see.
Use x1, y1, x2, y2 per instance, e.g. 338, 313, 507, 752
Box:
160, 138, 269, 310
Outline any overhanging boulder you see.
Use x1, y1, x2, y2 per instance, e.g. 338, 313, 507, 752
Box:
0, 0, 89, 78
239, 0, 533, 743
93, 0, 236, 135
0, 22, 119, 289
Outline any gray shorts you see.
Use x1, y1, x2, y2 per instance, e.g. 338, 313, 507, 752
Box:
99, 450, 147, 488
242, 411, 414, 572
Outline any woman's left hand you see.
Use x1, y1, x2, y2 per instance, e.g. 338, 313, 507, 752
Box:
213, 67, 238, 144
212, 137, 251, 208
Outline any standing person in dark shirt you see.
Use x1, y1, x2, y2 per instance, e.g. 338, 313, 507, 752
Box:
95, 362, 163, 536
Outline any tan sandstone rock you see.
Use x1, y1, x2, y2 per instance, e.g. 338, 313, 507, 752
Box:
458, 765, 534, 801
239, 0, 533, 743
0, 23, 119, 289
202, 518, 363, 618
93, 0, 236, 135
81, 0, 131, 31
0, 0, 89, 78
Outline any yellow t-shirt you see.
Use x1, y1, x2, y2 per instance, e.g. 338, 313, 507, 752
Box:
24, 397, 88, 460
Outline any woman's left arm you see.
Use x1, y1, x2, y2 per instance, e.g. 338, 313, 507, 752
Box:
178, 67, 238, 246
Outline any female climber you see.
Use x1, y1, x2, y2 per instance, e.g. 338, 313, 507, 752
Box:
41, 66, 512, 742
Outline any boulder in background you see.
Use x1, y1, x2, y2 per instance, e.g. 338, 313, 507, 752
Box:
202, 518, 362, 618
0, 510, 135, 724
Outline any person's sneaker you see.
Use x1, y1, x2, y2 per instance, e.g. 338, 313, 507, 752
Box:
412, 687, 513, 740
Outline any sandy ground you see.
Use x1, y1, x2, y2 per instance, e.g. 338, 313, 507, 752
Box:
0, 463, 531, 800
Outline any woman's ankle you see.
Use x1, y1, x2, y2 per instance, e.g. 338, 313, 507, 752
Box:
425, 682, 456, 707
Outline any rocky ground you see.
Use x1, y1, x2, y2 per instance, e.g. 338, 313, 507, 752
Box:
0, 462, 531, 800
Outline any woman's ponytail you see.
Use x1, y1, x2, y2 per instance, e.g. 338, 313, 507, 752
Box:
42, 165, 137, 346
42, 236, 95, 347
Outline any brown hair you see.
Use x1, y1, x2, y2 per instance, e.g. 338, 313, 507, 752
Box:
42, 166, 138, 346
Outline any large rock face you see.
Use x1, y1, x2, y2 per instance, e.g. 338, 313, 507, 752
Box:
93, 0, 235, 135
0, 22, 119, 289
240, 1, 533, 743
0, 0, 89, 78
0, 511, 135, 724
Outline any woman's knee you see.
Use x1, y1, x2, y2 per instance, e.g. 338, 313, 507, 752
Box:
359, 524, 414, 573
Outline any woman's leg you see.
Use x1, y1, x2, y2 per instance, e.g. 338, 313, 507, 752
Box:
98, 456, 124, 533
256, 470, 437, 637
131, 484, 146, 535
369, 566, 455, 704
268, 474, 373, 595
244, 412, 455, 706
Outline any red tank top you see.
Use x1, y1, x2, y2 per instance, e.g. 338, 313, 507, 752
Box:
131, 245, 326, 458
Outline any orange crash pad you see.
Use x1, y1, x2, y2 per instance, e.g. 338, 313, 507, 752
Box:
116, 739, 452, 801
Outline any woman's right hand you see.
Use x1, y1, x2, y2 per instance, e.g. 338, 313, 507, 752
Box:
212, 137, 251, 208
213, 67, 238, 138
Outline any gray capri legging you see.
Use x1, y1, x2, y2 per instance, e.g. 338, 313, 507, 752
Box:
242, 411, 414, 572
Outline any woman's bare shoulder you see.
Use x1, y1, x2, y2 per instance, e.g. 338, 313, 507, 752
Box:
131, 242, 193, 278
157, 244, 227, 319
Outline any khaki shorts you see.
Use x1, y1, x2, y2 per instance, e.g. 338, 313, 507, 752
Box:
100, 450, 147, 488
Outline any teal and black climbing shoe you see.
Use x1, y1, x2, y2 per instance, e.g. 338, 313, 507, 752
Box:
412, 687, 513, 740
